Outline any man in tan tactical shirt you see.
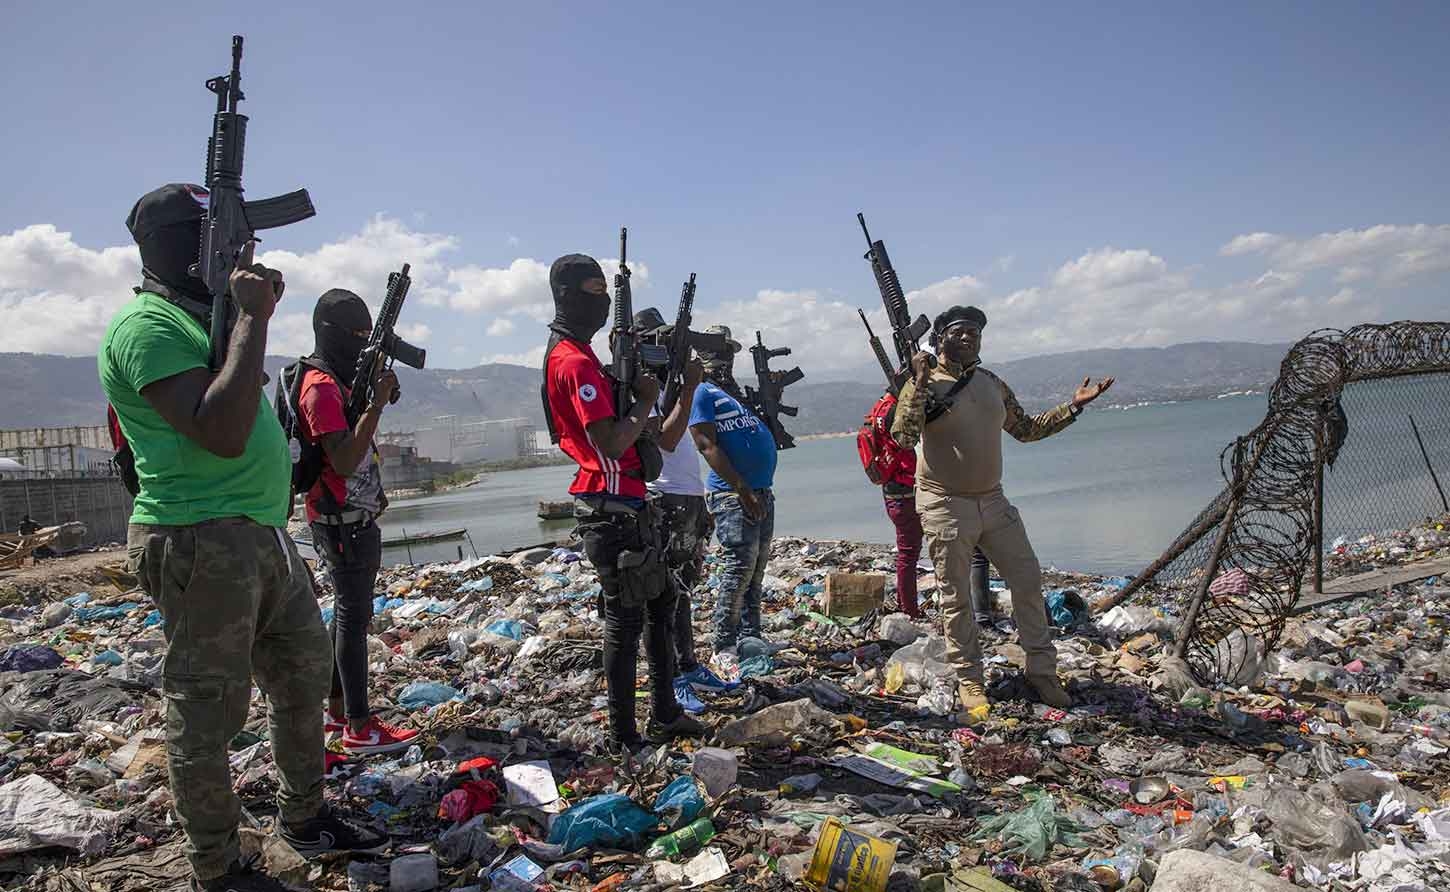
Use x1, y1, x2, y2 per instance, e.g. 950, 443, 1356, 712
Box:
892, 305, 1113, 714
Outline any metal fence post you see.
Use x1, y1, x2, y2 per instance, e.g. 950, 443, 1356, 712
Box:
1312, 402, 1326, 595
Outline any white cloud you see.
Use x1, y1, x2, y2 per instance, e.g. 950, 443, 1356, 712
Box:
0, 224, 140, 355
486, 317, 516, 336
1052, 247, 1168, 291
1220, 232, 1286, 256
1222, 224, 1450, 284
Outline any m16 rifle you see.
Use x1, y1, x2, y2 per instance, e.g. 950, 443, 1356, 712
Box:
192, 35, 316, 370
746, 331, 804, 451
346, 263, 427, 420
858, 309, 895, 392
610, 227, 639, 420
857, 212, 935, 387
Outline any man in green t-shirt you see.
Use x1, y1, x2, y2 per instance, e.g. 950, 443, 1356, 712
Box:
99, 184, 383, 892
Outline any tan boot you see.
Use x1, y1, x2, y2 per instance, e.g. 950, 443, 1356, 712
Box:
1028, 673, 1072, 709
957, 680, 988, 712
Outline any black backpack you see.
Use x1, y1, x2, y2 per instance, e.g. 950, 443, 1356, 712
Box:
274, 358, 338, 497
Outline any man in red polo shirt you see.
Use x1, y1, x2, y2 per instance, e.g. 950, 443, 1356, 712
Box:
294, 289, 418, 756
541, 253, 703, 752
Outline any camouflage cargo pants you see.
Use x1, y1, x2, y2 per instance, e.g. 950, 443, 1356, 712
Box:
127, 518, 332, 881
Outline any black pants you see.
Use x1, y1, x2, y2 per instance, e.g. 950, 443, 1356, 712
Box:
657, 493, 710, 673
575, 501, 681, 742
311, 520, 382, 723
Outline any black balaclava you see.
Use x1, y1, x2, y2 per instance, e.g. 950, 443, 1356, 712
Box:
125, 184, 215, 320
547, 254, 610, 342
312, 289, 373, 379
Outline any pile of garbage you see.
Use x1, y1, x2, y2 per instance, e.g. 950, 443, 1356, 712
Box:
0, 519, 1447, 891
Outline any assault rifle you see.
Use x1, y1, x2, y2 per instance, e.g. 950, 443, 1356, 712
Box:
746, 331, 804, 451
611, 227, 638, 420
192, 35, 316, 370
858, 309, 895, 392
658, 274, 731, 416
857, 212, 934, 385
346, 264, 427, 420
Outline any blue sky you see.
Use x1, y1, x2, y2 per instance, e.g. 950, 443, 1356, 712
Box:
2, 2, 1448, 377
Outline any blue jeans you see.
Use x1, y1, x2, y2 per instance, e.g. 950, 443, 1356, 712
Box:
707, 488, 774, 651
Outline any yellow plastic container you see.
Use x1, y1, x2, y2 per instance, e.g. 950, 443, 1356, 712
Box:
804, 817, 898, 892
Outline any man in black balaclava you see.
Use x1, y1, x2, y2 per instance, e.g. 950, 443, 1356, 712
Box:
100, 184, 383, 892
294, 290, 416, 757
541, 253, 703, 753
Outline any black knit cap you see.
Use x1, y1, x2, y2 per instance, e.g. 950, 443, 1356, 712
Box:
125, 184, 210, 244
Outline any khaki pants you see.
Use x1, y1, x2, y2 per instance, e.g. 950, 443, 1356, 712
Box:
917, 487, 1057, 681
128, 518, 332, 881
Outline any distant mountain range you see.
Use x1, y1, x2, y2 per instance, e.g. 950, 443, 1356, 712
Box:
0, 341, 1287, 437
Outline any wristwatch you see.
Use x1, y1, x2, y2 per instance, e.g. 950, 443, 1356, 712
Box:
1068, 403, 1083, 417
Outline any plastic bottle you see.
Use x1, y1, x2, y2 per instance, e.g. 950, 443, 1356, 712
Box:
645, 817, 716, 859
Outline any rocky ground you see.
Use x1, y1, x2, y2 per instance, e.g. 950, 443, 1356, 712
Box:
1, 518, 1448, 891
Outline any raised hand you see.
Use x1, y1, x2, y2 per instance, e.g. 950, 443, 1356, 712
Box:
1072, 376, 1115, 408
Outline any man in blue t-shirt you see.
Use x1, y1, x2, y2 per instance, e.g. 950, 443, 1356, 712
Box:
688, 325, 779, 651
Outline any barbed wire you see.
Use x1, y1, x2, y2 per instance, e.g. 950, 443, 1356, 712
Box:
1113, 321, 1450, 685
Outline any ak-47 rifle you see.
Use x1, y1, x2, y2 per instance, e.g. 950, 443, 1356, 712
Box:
858, 309, 895, 392
610, 227, 637, 420
658, 274, 731, 416
746, 331, 804, 451
346, 264, 427, 420
192, 35, 316, 370
857, 212, 935, 386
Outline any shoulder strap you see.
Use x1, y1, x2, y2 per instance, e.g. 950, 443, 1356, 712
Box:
541, 332, 567, 444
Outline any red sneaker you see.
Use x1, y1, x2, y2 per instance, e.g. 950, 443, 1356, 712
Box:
324, 750, 357, 781
341, 716, 419, 755
324, 709, 346, 736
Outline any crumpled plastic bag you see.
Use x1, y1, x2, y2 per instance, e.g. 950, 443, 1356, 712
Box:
0, 774, 124, 856
1097, 605, 1171, 636
970, 792, 1086, 862
0, 645, 64, 673
652, 776, 706, 831
546, 793, 658, 852
438, 780, 500, 823
398, 681, 461, 710
1044, 589, 1088, 627
878, 613, 921, 646
1262, 779, 1369, 866
884, 635, 953, 692
715, 698, 839, 748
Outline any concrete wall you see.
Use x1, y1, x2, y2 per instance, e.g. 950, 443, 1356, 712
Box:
0, 476, 134, 545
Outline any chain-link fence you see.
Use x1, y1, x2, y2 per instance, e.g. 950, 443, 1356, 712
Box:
1106, 321, 1450, 685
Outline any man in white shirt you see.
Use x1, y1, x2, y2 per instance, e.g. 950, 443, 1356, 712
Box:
635, 309, 737, 711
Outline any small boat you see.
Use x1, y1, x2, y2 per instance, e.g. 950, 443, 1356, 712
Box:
382, 527, 469, 548
537, 500, 575, 521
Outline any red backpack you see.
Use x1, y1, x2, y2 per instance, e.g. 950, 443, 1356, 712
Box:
856, 394, 916, 487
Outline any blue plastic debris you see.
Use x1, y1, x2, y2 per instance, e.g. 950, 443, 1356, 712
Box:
398, 681, 461, 710
546, 794, 657, 852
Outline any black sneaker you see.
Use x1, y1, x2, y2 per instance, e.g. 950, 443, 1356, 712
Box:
605, 733, 647, 757
279, 805, 387, 857
647, 712, 707, 740
190, 857, 291, 892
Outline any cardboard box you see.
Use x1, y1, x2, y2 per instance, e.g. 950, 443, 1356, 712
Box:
824, 572, 886, 617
